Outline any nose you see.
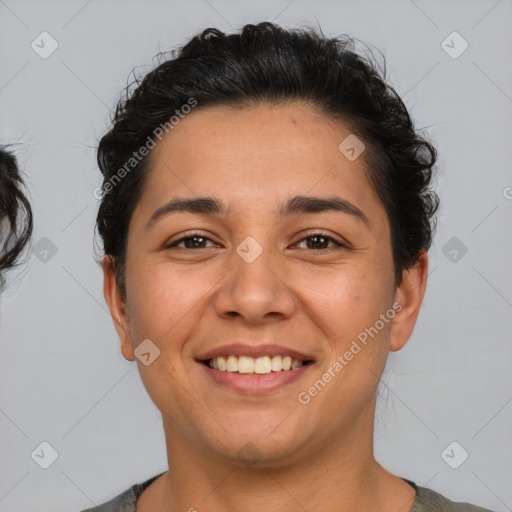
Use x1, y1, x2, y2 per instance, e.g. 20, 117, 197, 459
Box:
213, 239, 296, 325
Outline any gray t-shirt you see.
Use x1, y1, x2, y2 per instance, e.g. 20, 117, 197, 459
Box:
80, 473, 496, 512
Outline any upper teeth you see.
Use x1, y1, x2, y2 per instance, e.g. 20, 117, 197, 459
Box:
208, 355, 304, 374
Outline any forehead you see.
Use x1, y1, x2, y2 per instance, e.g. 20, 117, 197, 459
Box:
135, 102, 386, 227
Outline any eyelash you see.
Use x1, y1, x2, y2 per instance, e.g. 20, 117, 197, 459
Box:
165, 231, 348, 251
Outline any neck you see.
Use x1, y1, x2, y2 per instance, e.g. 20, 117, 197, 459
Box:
142, 400, 415, 512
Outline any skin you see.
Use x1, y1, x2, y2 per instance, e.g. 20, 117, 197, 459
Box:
103, 102, 428, 512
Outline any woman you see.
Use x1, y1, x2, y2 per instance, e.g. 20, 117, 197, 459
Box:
85, 22, 494, 512
0, 146, 33, 291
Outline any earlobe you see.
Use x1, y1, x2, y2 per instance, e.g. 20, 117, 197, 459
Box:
389, 249, 429, 352
102, 255, 135, 361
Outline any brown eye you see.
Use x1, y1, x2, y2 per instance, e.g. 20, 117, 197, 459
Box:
165, 234, 217, 249
294, 232, 347, 251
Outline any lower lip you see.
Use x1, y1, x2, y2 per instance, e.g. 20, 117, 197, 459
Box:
199, 362, 313, 394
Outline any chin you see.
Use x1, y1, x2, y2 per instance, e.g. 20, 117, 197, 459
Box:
195, 417, 312, 467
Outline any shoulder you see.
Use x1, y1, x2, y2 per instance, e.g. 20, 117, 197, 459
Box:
407, 479, 497, 512
78, 473, 165, 512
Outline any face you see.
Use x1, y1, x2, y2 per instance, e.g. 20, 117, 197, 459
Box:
103, 102, 427, 466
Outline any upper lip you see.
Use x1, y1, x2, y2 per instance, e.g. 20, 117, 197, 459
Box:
196, 343, 313, 362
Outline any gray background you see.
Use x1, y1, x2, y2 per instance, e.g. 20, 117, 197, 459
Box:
1, 0, 511, 511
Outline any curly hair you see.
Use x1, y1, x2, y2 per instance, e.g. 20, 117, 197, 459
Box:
0, 146, 33, 290
96, 22, 440, 297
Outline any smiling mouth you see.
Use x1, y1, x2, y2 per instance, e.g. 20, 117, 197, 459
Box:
200, 355, 314, 375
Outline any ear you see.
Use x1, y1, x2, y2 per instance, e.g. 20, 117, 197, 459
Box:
102, 255, 135, 361
389, 249, 429, 352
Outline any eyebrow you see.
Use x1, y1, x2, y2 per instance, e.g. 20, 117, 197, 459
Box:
146, 195, 370, 231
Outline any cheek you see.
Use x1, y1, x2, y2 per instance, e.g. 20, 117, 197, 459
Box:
293, 262, 390, 344
125, 257, 221, 343
289, 266, 392, 433
123, 261, 208, 414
